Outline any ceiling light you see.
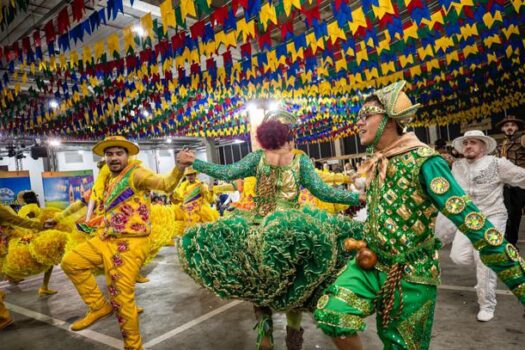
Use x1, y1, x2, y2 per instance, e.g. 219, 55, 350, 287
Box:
268, 101, 280, 112
49, 99, 59, 109
48, 139, 61, 147
247, 102, 257, 113
132, 25, 147, 37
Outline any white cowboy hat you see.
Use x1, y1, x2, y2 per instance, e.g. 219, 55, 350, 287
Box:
452, 130, 497, 154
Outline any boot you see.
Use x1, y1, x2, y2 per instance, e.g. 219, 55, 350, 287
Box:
38, 287, 58, 296
0, 316, 13, 331
254, 306, 273, 350
135, 274, 150, 283
285, 326, 304, 350
71, 303, 113, 331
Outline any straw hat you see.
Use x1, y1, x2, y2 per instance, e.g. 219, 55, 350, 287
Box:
452, 130, 497, 154
372, 80, 421, 126
92, 136, 139, 157
495, 115, 524, 130
184, 166, 198, 176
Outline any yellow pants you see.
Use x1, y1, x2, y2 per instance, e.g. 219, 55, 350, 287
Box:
61, 235, 149, 350
0, 289, 10, 325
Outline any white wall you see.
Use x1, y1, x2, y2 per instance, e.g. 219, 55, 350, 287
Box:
56, 150, 99, 176
195, 148, 211, 184
136, 149, 158, 172
156, 149, 176, 174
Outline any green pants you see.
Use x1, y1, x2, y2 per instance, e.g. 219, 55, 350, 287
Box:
314, 259, 436, 350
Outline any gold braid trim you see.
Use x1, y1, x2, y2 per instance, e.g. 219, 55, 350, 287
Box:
377, 263, 404, 328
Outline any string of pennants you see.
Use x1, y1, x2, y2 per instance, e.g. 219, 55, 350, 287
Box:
1, 0, 525, 144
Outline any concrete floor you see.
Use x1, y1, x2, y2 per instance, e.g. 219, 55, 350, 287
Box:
2, 222, 525, 350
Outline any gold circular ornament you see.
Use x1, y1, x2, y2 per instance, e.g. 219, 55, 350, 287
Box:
417, 147, 434, 157
317, 295, 330, 310
505, 244, 520, 262
429, 177, 450, 195
445, 196, 466, 214
464, 212, 485, 231
484, 228, 503, 246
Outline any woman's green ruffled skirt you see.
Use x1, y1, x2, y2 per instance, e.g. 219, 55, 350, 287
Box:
177, 206, 363, 311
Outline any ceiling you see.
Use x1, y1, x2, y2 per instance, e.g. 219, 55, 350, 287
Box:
0, 0, 523, 149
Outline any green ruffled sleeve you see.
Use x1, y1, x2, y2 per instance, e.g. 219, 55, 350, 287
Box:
299, 154, 360, 205
420, 156, 525, 305
193, 150, 262, 181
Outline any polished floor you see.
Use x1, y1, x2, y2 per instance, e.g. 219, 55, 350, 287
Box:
2, 222, 525, 350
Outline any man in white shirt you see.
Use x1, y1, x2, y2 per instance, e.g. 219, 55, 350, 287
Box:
449, 130, 525, 322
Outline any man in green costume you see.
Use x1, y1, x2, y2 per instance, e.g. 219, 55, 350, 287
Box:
314, 80, 525, 350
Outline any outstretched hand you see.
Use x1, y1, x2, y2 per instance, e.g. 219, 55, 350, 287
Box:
176, 148, 195, 169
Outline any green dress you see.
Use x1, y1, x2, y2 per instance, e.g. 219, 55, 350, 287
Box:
177, 150, 362, 311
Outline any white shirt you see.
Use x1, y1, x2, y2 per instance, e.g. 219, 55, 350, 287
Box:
452, 155, 525, 217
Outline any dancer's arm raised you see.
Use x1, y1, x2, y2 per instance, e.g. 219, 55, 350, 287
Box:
299, 154, 360, 206
132, 151, 191, 192
192, 150, 262, 181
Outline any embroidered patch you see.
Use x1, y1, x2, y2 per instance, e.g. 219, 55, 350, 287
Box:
429, 177, 450, 195
117, 240, 129, 252
417, 147, 435, 157
110, 272, 121, 281
112, 254, 124, 267
111, 300, 121, 311
108, 285, 119, 297
484, 228, 503, 246
506, 244, 520, 262
317, 295, 330, 310
464, 212, 485, 231
445, 196, 466, 214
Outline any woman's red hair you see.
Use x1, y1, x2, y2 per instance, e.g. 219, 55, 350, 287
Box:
256, 120, 293, 150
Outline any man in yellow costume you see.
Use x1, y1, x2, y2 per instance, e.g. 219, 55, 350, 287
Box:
173, 166, 219, 227
1, 204, 49, 330
60, 136, 190, 350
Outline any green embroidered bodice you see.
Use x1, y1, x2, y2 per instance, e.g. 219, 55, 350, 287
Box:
193, 149, 359, 217
366, 147, 440, 285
